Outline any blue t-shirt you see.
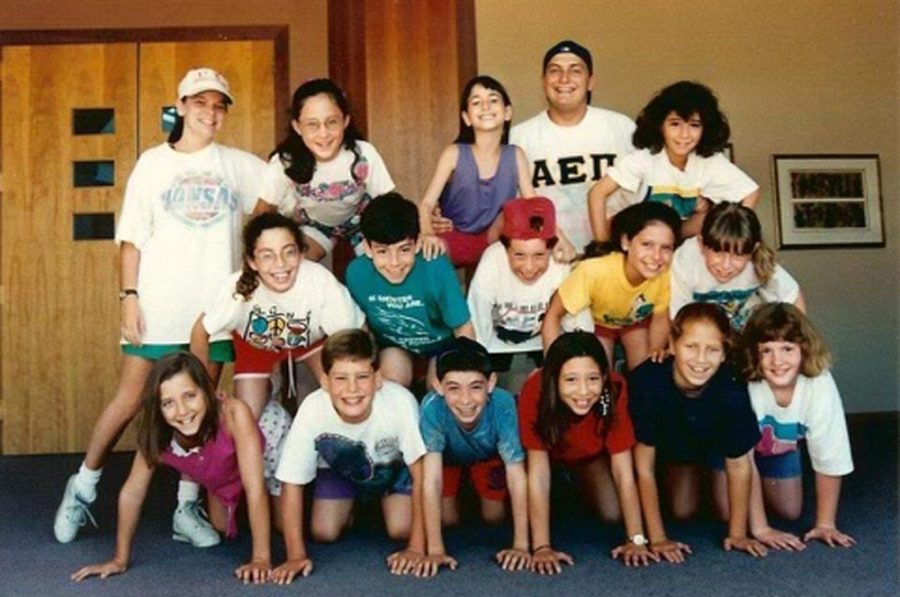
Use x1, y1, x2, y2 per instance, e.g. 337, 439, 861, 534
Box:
420, 387, 525, 466
346, 253, 470, 355
628, 359, 761, 462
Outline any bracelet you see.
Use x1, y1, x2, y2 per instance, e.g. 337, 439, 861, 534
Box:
532, 544, 552, 553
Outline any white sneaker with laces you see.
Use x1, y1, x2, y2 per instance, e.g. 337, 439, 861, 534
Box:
172, 501, 221, 548
53, 475, 98, 543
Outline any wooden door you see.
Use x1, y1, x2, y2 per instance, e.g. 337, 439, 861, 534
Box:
2, 43, 138, 454
1, 40, 276, 454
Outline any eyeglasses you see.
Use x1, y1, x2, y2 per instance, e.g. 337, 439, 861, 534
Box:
253, 245, 302, 266
297, 117, 345, 136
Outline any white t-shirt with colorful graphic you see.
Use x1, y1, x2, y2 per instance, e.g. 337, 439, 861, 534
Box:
115, 142, 264, 344
201, 261, 364, 352
259, 140, 394, 229
467, 242, 592, 354
749, 371, 853, 476
605, 148, 758, 219
275, 380, 427, 493
670, 237, 800, 330
511, 107, 635, 252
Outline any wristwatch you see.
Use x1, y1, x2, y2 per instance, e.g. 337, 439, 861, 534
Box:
629, 534, 648, 546
118, 288, 139, 300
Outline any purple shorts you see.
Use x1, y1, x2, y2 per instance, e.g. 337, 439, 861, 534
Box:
312, 466, 413, 500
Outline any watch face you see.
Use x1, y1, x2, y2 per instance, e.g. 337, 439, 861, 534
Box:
631, 534, 647, 546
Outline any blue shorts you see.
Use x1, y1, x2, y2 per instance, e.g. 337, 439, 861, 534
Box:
755, 450, 802, 480
708, 450, 801, 480
312, 466, 412, 500
121, 340, 234, 363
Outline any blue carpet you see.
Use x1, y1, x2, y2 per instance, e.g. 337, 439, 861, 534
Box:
0, 416, 896, 596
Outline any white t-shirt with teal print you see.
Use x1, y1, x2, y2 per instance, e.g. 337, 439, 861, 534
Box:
670, 237, 800, 330
606, 148, 758, 219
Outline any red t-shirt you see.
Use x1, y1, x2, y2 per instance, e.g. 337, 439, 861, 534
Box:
518, 369, 635, 464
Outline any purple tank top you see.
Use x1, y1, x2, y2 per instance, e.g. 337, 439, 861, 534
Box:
160, 419, 264, 538
438, 144, 518, 233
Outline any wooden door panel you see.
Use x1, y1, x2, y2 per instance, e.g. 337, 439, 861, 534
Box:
2, 44, 137, 454
138, 41, 275, 158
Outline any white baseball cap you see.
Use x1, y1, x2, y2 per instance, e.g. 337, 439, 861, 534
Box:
177, 68, 234, 104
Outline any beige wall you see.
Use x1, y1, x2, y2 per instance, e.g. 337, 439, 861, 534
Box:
0, 0, 328, 91
477, 0, 899, 412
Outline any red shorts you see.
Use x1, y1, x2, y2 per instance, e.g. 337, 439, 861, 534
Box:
232, 332, 324, 376
442, 458, 507, 502
440, 229, 490, 268
594, 317, 651, 340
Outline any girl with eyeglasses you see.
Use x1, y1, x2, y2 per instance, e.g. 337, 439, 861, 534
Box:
254, 79, 395, 263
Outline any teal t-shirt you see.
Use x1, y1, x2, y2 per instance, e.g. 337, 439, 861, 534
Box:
346, 253, 470, 355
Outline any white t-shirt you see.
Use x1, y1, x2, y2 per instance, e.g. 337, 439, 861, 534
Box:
606, 148, 759, 218
275, 381, 426, 488
511, 106, 635, 251
115, 142, 264, 344
201, 261, 365, 352
749, 371, 854, 476
259, 140, 394, 228
670, 237, 800, 330
467, 242, 593, 354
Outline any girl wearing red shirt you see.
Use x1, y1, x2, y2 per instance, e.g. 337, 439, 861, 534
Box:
518, 331, 653, 574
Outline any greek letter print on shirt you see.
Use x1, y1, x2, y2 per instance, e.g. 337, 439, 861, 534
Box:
531, 153, 618, 188
161, 170, 240, 227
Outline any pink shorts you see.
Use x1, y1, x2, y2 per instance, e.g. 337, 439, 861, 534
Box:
232, 332, 324, 376
594, 317, 651, 340
440, 229, 490, 268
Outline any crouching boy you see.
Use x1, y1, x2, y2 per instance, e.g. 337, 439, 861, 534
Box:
419, 337, 530, 573
346, 192, 475, 390
272, 329, 429, 583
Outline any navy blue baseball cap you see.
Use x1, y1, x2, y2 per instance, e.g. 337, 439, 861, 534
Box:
542, 40, 593, 74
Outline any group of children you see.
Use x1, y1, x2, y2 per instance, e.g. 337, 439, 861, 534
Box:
60, 53, 855, 585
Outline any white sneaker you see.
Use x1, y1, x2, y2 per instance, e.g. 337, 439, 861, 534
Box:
54, 475, 97, 543
172, 501, 221, 548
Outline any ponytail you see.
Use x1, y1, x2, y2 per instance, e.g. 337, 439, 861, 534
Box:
751, 242, 776, 285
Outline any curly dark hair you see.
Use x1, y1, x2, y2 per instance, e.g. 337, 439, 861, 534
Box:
632, 81, 730, 157
235, 212, 307, 299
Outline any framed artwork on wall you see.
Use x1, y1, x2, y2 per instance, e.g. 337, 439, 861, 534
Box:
772, 154, 884, 248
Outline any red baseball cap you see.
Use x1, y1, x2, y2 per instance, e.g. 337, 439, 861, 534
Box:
502, 197, 557, 241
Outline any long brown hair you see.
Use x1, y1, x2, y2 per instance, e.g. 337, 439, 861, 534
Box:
137, 352, 219, 466
701, 202, 776, 284
536, 331, 619, 449
235, 212, 306, 300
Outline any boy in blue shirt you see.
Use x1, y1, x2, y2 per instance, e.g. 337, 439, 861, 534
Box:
347, 192, 475, 389
419, 337, 529, 573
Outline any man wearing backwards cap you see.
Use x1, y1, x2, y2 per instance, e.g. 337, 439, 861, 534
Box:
467, 197, 592, 378
511, 40, 635, 255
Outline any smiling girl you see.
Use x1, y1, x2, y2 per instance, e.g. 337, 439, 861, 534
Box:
629, 303, 766, 561
71, 352, 286, 584
518, 332, 651, 574
54, 68, 266, 546
671, 202, 805, 330
254, 79, 394, 263
741, 303, 855, 549
191, 212, 364, 417
588, 81, 759, 242
418, 76, 562, 266
542, 202, 681, 370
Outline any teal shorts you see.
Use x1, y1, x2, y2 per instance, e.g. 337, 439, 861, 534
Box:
121, 340, 234, 363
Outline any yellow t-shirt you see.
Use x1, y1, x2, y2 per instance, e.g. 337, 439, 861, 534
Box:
558, 253, 670, 329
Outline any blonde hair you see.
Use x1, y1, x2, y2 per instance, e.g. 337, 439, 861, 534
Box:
740, 303, 832, 381
701, 202, 776, 284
